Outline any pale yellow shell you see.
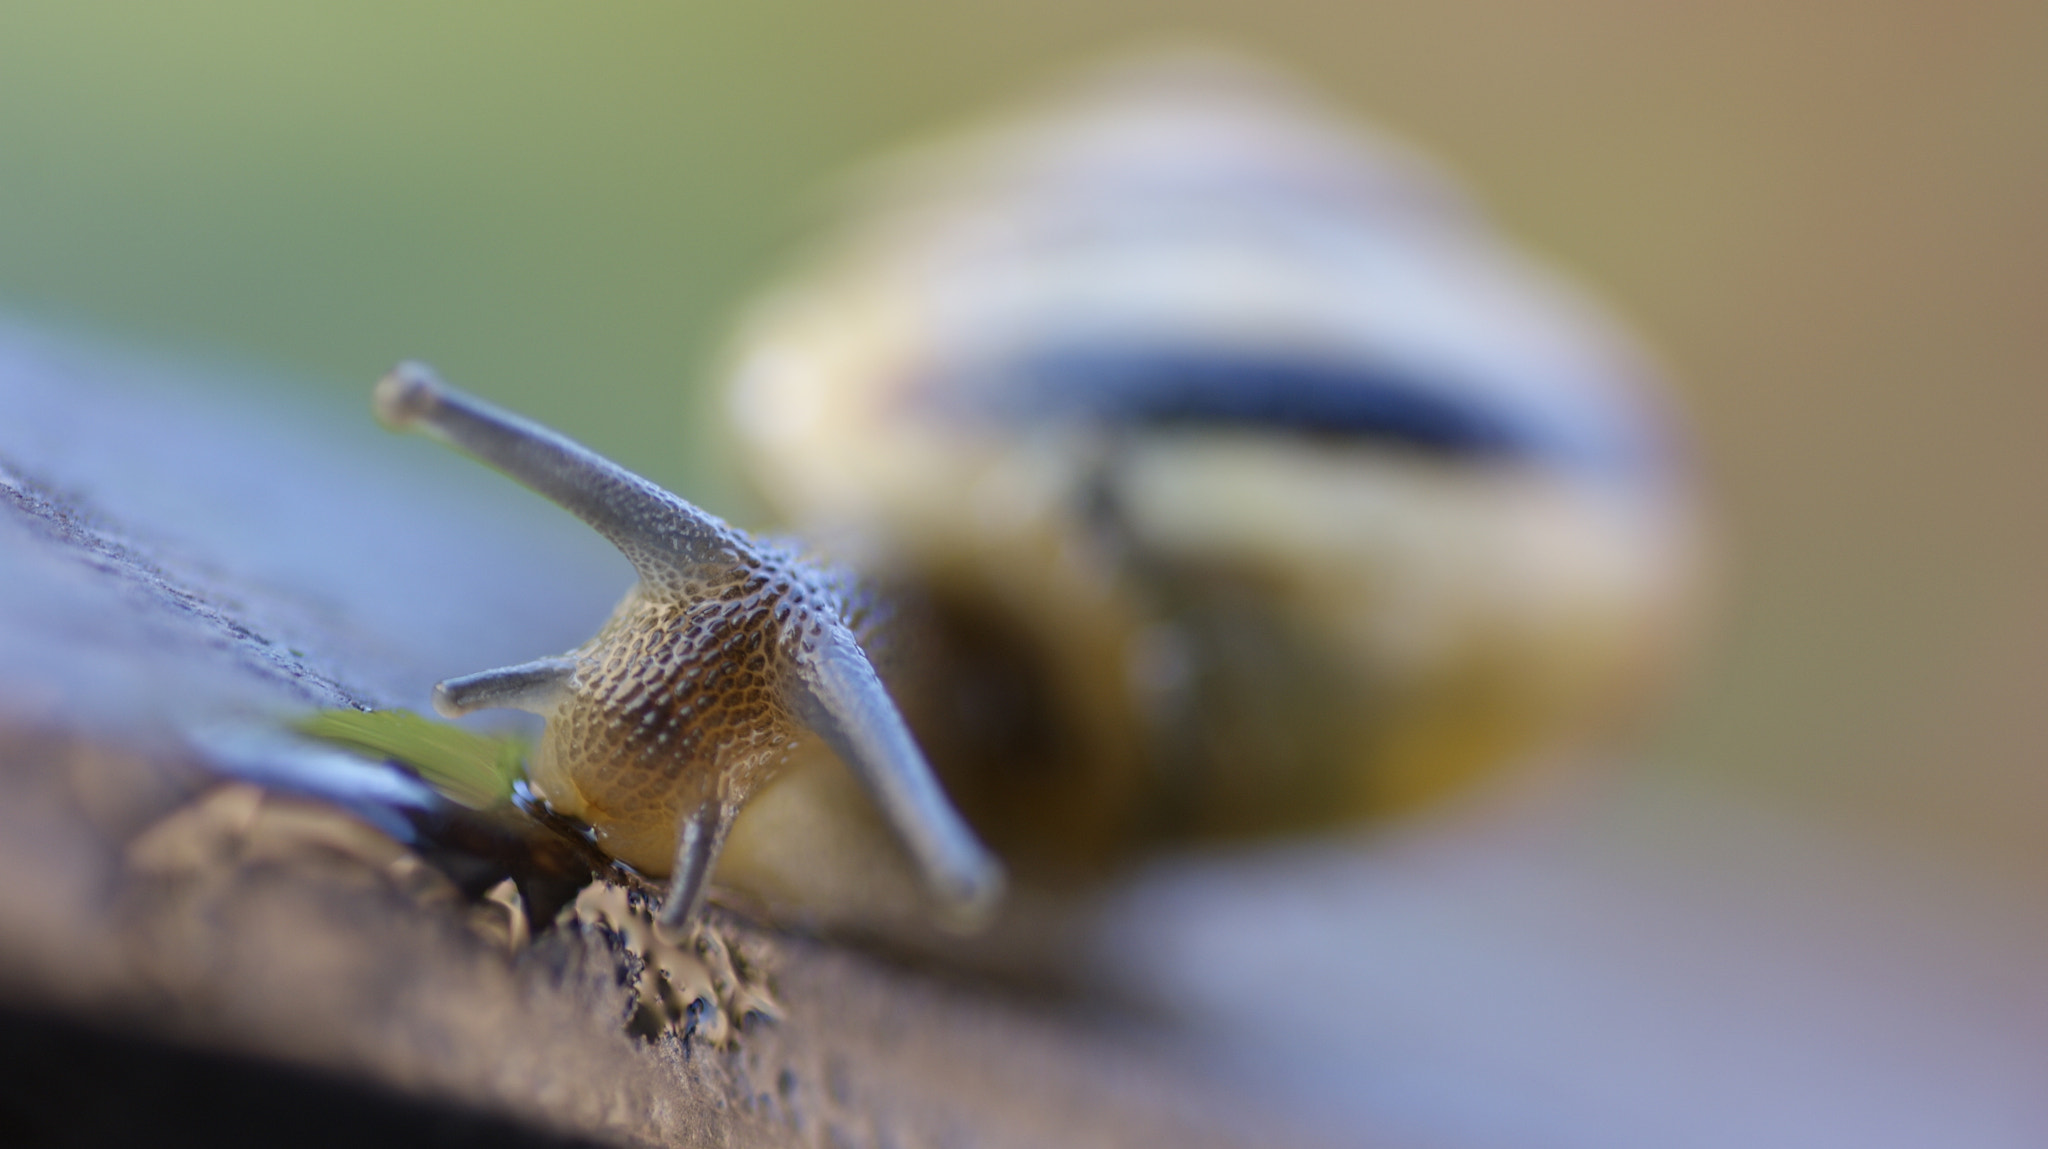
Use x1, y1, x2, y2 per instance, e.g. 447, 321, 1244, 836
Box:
715, 55, 1700, 921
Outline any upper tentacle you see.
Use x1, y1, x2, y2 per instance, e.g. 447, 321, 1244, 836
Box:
374, 362, 753, 591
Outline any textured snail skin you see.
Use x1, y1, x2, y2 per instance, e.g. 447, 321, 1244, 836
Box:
719, 55, 1701, 909
372, 363, 1002, 931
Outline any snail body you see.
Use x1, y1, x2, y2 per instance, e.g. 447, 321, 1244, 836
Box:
372, 364, 1001, 930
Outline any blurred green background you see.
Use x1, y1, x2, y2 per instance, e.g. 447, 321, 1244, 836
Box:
0, 2, 2042, 879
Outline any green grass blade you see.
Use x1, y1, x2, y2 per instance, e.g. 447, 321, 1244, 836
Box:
297, 709, 527, 810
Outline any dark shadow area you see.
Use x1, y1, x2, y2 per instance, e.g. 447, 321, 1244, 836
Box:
0, 1005, 605, 1149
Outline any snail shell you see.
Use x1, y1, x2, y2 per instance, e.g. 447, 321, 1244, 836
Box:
717, 56, 1699, 907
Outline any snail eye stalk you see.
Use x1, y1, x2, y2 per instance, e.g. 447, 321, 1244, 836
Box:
791, 629, 1007, 927
373, 363, 1002, 930
373, 360, 752, 593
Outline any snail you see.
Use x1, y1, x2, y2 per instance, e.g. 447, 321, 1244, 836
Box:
378, 53, 1698, 937
372, 363, 1003, 931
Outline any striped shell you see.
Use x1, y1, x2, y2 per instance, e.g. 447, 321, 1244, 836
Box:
716, 56, 1699, 908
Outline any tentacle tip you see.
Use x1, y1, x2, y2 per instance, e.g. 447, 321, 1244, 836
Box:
428, 680, 465, 720
373, 361, 447, 430
653, 903, 693, 945
930, 856, 1008, 936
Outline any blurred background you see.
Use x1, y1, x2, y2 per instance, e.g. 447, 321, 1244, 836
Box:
1, 2, 2042, 1145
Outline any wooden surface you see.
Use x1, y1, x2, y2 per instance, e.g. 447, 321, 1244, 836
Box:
0, 322, 1305, 1148
12, 320, 2044, 1149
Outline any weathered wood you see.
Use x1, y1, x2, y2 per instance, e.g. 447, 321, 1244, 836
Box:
0, 321, 1312, 1148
